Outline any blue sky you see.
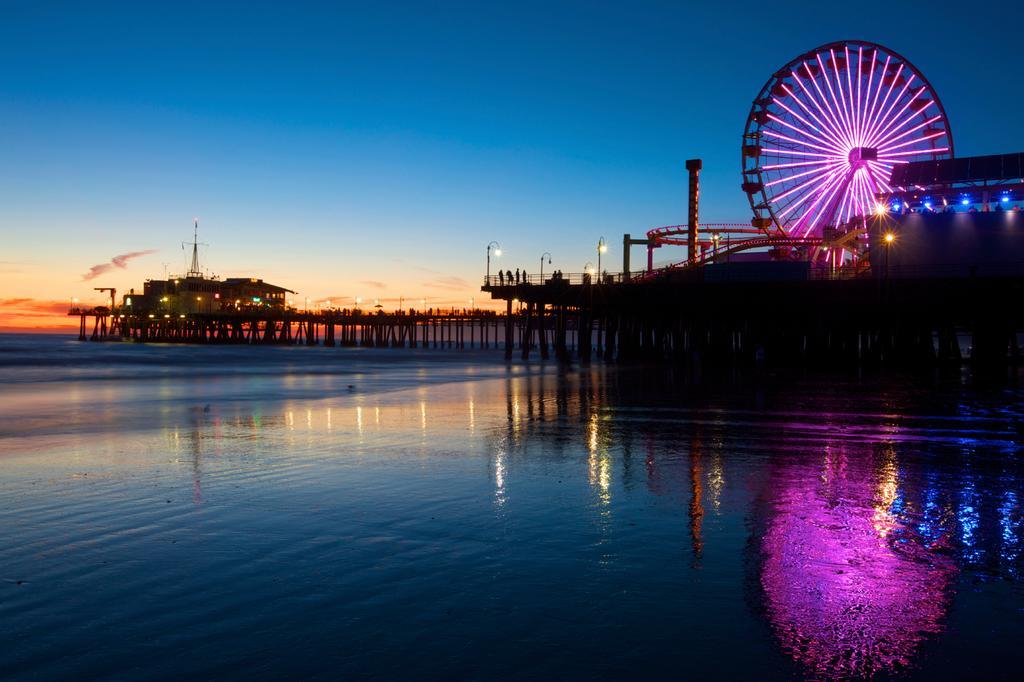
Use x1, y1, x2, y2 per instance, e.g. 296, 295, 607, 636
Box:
2, 0, 1022, 322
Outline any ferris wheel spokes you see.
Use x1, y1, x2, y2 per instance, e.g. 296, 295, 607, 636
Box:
742, 40, 953, 243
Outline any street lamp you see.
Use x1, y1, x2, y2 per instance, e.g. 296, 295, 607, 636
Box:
597, 237, 607, 278
540, 252, 552, 281
584, 262, 595, 284
486, 241, 502, 285
883, 232, 895, 280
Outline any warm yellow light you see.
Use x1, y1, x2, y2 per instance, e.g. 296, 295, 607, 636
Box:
164, 314, 170, 318
179, 314, 185, 319
587, 267, 596, 275
196, 296, 202, 301
71, 297, 78, 303
494, 248, 502, 257
325, 300, 331, 307
884, 232, 895, 243
598, 244, 608, 253
148, 314, 154, 318
874, 203, 887, 216
355, 297, 362, 305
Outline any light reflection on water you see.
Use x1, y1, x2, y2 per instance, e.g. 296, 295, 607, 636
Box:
0, 337, 1022, 678
759, 447, 956, 679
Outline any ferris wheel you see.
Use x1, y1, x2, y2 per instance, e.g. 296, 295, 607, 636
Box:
742, 40, 953, 240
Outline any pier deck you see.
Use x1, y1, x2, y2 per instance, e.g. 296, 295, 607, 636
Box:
69, 265, 1024, 367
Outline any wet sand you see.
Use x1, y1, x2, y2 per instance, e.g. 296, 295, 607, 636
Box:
1, 335, 1022, 679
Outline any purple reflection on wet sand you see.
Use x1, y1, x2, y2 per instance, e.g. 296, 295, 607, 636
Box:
760, 448, 956, 678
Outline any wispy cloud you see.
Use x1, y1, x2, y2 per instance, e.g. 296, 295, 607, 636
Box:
0, 298, 73, 316
0, 297, 80, 331
81, 250, 157, 281
422, 275, 469, 291
359, 280, 387, 290
0, 260, 30, 275
391, 258, 440, 274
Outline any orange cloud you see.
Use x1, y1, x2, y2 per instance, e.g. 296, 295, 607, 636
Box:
0, 298, 70, 315
0, 297, 78, 331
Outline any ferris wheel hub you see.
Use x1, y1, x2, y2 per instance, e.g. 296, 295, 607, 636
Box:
848, 147, 878, 165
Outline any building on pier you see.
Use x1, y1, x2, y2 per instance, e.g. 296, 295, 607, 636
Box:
124, 276, 296, 316
120, 221, 296, 316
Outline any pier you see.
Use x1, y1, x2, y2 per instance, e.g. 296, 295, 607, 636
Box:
67, 147, 1024, 368
70, 257, 1024, 368
69, 307, 595, 357
482, 265, 1024, 367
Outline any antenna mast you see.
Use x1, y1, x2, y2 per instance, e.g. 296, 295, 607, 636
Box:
182, 218, 207, 278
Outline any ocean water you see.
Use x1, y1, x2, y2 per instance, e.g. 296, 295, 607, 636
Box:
1, 333, 1022, 680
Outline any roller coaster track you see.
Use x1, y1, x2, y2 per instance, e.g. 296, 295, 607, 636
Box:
646, 223, 766, 247
636, 227, 868, 279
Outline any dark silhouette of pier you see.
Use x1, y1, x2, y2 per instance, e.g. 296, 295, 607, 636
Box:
481, 265, 1024, 367
69, 307, 594, 356
70, 253, 1024, 367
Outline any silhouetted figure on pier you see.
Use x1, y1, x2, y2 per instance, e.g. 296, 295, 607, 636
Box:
515, 268, 520, 284
498, 271, 504, 285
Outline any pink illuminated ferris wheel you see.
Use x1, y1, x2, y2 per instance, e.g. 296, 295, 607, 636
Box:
742, 40, 953, 239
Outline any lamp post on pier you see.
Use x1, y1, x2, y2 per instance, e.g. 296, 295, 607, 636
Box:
540, 252, 552, 281
884, 232, 895, 280
597, 237, 607, 281
486, 241, 502, 285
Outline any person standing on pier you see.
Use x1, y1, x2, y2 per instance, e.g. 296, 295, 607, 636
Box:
499, 270, 504, 286
515, 268, 520, 284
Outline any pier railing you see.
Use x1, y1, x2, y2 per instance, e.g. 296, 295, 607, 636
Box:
483, 272, 629, 287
